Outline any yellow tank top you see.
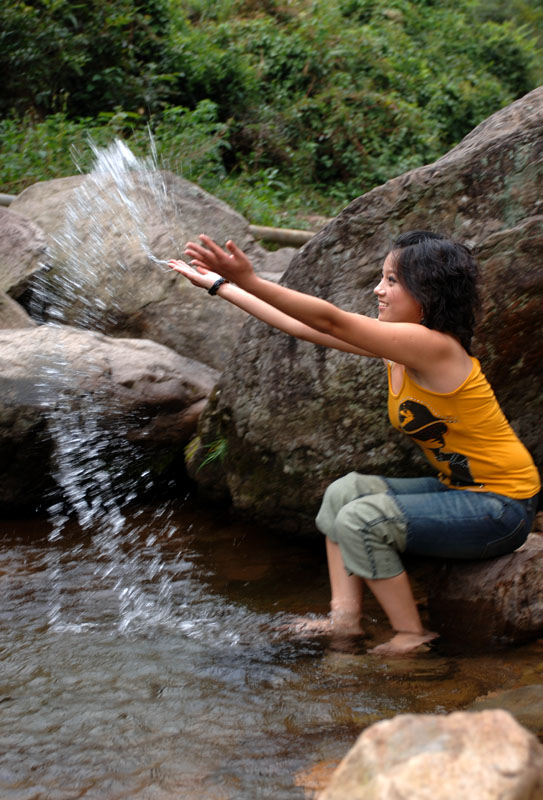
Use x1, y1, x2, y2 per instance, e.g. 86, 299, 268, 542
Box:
387, 358, 540, 499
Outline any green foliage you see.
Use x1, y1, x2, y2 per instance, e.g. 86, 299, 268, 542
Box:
152, 101, 231, 183
197, 437, 229, 470
0, 0, 174, 117
162, 0, 538, 201
0, 111, 146, 193
0, 0, 541, 223
163, 23, 258, 119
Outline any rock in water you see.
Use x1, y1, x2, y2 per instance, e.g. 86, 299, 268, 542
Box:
427, 533, 543, 647
470, 685, 543, 737
189, 87, 543, 532
319, 710, 543, 800
0, 326, 219, 511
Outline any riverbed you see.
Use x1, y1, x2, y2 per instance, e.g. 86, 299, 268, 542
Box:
2, 497, 542, 799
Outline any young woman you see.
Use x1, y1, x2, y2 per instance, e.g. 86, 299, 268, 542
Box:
169, 230, 540, 655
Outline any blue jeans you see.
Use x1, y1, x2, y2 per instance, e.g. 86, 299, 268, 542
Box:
316, 472, 537, 580
384, 476, 537, 560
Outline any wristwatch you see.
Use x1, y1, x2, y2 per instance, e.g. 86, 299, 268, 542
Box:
208, 277, 229, 295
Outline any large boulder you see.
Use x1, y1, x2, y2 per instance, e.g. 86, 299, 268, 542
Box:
0, 325, 218, 512
0, 206, 45, 328
189, 87, 543, 531
426, 533, 543, 647
10, 152, 295, 370
319, 710, 543, 800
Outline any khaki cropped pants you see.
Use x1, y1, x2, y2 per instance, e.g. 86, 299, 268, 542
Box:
315, 471, 536, 581
315, 472, 407, 580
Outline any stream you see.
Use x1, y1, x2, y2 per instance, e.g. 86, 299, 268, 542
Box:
2, 497, 543, 800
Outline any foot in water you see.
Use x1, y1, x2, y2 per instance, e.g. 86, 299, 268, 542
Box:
285, 609, 365, 638
368, 629, 438, 656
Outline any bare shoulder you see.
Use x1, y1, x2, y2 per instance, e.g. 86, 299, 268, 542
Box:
407, 333, 473, 393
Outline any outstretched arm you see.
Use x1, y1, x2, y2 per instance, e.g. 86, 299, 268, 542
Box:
183, 235, 455, 370
168, 259, 378, 357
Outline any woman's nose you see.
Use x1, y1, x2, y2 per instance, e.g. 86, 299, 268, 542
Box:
374, 280, 384, 295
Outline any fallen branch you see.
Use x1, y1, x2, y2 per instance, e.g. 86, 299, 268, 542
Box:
248, 225, 317, 247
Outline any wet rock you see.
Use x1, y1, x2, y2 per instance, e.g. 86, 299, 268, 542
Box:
319, 710, 543, 800
0, 325, 218, 511
470, 685, 543, 737
10, 167, 295, 370
294, 758, 339, 799
0, 293, 37, 329
426, 534, 543, 647
190, 87, 543, 531
0, 207, 46, 328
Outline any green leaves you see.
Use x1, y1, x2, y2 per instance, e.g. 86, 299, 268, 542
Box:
0, 0, 540, 226
197, 437, 228, 471
0, 0, 173, 117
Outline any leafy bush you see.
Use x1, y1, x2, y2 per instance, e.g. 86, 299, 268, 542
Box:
0, 0, 173, 117
0, 0, 540, 224
163, 25, 257, 119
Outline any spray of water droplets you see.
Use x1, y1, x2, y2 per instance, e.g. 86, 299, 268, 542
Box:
27, 138, 191, 634
28, 137, 181, 329
24, 137, 284, 647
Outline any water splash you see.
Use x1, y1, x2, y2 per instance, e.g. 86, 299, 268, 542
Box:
27, 138, 186, 633
28, 137, 176, 331
24, 138, 279, 642
39, 346, 175, 634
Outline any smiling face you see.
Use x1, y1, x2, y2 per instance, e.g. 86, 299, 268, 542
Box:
374, 251, 423, 324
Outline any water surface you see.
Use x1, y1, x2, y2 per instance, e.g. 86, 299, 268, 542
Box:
2, 499, 542, 799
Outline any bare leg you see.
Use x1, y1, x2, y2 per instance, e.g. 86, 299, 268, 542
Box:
326, 539, 364, 634
287, 538, 364, 636
365, 571, 437, 655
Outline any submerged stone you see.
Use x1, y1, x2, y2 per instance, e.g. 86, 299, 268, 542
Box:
470, 684, 543, 737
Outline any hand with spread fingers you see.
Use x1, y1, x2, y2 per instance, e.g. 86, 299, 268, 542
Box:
167, 258, 220, 291
183, 234, 255, 287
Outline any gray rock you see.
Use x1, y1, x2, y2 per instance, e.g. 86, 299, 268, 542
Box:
10, 167, 295, 370
0, 207, 46, 328
0, 325, 218, 511
427, 533, 543, 647
0, 292, 37, 329
319, 710, 543, 800
189, 87, 543, 532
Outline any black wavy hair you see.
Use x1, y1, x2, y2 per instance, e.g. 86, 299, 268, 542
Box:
391, 230, 480, 353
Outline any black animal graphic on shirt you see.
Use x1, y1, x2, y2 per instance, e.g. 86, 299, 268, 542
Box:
398, 399, 477, 487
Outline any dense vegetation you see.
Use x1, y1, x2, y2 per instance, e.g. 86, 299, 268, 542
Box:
1, 0, 541, 226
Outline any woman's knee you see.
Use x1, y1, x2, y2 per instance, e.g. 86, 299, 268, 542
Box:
315, 473, 390, 537
316, 472, 359, 535
325, 471, 360, 500
321, 472, 388, 513
334, 493, 408, 551
334, 497, 407, 580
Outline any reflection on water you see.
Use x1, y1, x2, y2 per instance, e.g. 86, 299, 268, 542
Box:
2, 499, 543, 799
